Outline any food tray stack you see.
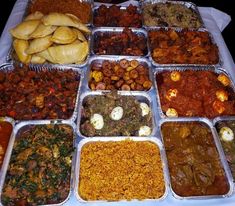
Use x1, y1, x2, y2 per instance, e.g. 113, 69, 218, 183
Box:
1, 0, 235, 205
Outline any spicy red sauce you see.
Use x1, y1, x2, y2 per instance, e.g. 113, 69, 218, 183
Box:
156, 70, 235, 118
0, 121, 13, 168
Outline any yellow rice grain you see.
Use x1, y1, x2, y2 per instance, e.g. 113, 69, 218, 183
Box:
79, 140, 165, 201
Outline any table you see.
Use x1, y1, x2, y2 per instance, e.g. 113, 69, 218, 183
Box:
0, 0, 235, 205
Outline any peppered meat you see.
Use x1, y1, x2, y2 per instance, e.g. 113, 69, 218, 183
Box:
0, 65, 80, 120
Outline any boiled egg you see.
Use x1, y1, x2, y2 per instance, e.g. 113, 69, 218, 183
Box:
65, 156, 72, 165
213, 100, 225, 114
140, 102, 150, 116
217, 74, 230, 86
166, 89, 178, 101
90, 113, 104, 130
170, 71, 181, 82
219, 126, 234, 142
216, 90, 228, 102
110, 106, 123, 121
166, 108, 178, 117
139, 126, 151, 136
52, 144, 59, 158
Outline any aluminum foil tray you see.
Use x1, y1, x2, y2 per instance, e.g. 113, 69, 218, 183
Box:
0, 63, 83, 122
154, 67, 235, 119
158, 117, 233, 199
0, 117, 15, 179
140, 0, 205, 29
6, 0, 92, 67
91, 27, 150, 57
213, 116, 235, 183
0, 120, 77, 206
76, 90, 158, 138
85, 55, 154, 92
74, 136, 169, 202
147, 27, 222, 67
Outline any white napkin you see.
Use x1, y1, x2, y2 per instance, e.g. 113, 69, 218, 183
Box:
199, 7, 231, 31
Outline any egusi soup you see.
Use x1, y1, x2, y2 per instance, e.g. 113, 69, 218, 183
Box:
215, 120, 235, 179
0, 121, 13, 169
1, 124, 74, 206
79, 140, 165, 201
161, 122, 229, 197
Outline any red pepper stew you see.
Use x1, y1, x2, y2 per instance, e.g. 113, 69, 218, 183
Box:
94, 5, 142, 27
0, 65, 80, 120
149, 29, 219, 65
156, 70, 235, 118
94, 28, 147, 56
0, 121, 13, 169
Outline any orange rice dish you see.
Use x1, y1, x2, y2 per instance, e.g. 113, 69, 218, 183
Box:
79, 140, 165, 201
29, 0, 91, 23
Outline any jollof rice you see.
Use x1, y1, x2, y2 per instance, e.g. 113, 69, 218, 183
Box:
79, 140, 165, 201
29, 0, 91, 23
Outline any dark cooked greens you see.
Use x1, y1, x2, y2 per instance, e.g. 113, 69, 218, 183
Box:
1, 124, 74, 206
80, 92, 152, 136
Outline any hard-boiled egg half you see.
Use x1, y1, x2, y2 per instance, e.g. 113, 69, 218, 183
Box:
219, 126, 234, 142
139, 125, 151, 136
140, 102, 150, 116
166, 108, 178, 117
90, 113, 104, 130
110, 106, 124, 121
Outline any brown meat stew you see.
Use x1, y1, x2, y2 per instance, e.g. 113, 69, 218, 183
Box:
149, 29, 219, 65
161, 122, 230, 197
